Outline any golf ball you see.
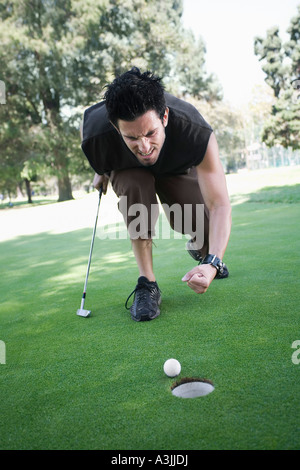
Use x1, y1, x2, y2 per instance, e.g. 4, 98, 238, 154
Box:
163, 358, 181, 377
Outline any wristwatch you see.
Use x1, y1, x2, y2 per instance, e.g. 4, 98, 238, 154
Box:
202, 254, 225, 276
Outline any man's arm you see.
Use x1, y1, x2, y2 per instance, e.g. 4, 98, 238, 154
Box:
182, 132, 232, 294
80, 120, 109, 194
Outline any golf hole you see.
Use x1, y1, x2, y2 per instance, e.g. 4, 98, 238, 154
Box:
171, 377, 214, 398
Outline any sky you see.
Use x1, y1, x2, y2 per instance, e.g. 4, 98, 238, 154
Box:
182, 0, 300, 107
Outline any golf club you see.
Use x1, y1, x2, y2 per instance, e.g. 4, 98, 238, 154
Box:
77, 186, 103, 317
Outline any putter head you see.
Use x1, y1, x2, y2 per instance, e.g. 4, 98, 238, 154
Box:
76, 308, 91, 318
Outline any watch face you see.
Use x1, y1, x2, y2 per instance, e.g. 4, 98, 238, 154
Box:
214, 259, 223, 274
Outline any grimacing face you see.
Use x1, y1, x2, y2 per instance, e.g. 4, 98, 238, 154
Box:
115, 108, 169, 167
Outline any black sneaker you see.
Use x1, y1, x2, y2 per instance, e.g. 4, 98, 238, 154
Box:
125, 276, 161, 322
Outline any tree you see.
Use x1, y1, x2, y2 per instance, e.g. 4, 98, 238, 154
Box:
0, 0, 83, 201
167, 29, 223, 101
254, 5, 300, 149
195, 99, 245, 173
254, 26, 289, 98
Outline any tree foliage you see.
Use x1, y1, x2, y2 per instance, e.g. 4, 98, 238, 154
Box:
254, 5, 300, 149
195, 99, 245, 173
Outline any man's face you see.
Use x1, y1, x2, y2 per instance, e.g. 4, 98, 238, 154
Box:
116, 108, 169, 167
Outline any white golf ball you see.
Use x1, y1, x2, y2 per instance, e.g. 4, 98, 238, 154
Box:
163, 358, 181, 377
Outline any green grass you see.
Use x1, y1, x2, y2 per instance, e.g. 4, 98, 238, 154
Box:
246, 184, 300, 204
0, 177, 300, 450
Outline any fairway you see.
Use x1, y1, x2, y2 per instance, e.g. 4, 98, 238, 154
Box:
0, 167, 299, 450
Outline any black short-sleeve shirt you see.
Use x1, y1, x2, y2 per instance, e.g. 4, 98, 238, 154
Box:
81, 92, 213, 176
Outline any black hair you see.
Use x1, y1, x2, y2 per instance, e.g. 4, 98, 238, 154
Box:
104, 67, 166, 127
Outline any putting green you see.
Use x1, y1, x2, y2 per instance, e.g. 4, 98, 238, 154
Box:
0, 166, 299, 450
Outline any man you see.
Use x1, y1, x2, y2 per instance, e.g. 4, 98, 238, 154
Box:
81, 67, 231, 322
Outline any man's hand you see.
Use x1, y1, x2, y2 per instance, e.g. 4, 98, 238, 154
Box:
182, 264, 217, 294
93, 173, 109, 194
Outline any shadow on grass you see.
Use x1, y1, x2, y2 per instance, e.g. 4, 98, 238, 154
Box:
0, 228, 136, 295
245, 184, 300, 204
0, 220, 207, 337
0, 224, 191, 318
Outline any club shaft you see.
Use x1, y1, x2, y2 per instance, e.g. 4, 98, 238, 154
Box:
82, 188, 102, 295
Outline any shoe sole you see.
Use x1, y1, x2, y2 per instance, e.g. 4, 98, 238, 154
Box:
186, 240, 203, 262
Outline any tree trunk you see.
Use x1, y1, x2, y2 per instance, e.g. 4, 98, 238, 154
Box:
53, 147, 74, 202
24, 178, 32, 203
57, 173, 73, 202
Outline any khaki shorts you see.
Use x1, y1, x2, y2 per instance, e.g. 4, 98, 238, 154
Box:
110, 167, 209, 254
